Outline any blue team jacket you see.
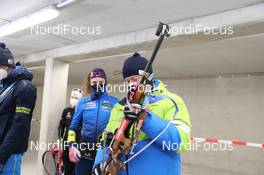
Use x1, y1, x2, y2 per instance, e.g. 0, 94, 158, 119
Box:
69, 92, 119, 143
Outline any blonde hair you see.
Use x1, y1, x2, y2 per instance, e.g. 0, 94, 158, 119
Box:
82, 71, 92, 96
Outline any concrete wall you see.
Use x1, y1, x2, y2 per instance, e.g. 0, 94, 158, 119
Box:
30, 75, 264, 174
165, 76, 264, 175
30, 84, 82, 141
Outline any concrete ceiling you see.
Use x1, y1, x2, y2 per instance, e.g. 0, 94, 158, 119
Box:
1, 0, 263, 57
0, 0, 55, 22
30, 33, 264, 86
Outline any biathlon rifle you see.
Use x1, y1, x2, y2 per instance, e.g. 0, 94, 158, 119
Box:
102, 22, 170, 175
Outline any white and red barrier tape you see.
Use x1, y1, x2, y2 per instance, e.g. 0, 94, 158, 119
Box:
31, 119, 263, 149
192, 137, 264, 149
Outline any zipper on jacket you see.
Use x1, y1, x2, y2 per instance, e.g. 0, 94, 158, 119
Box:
95, 98, 100, 143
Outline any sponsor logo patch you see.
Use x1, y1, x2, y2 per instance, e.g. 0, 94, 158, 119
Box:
16, 106, 31, 115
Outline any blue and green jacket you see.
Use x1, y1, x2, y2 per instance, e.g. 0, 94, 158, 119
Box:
94, 80, 192, 175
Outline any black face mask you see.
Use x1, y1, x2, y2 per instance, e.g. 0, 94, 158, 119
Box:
91, 83, 105, 98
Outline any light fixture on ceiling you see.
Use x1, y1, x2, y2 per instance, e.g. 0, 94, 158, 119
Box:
56, 0, 76, 8
27, 66, 45, 70
73, 51, 147, 63
0, 6, 59, 38
113, 70, 122, 75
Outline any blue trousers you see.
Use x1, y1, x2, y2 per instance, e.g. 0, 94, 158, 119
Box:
1, 153, 24, 175
75, 158, 94, 175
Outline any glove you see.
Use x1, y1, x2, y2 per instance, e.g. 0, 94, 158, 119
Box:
105, 132, 114, 146
57, 138, 64, 145
124, 103, 145, 121
69, 145, 81, 163
99, 132, 114, 147
92, 163, 103, 175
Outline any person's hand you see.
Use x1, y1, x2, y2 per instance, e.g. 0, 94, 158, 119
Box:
100, 132, 114, 147
124, 103, 145, 121
56, 138, 63, 145
69, 145, 81, 163
92, 163, 104, 175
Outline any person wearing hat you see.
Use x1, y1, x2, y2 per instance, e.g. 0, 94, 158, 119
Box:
67, 68, 119, 175
93, 53, 192, 175
58, 88, 83, 175
0, 43, 37, 174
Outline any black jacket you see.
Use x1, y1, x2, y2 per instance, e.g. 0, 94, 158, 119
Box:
58, 107, 82, 143
58, 107, 75, 141
0, 66, 36, 164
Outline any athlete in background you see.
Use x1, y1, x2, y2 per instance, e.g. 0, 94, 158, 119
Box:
58, 88, 83, 175
68, 68, 119, 175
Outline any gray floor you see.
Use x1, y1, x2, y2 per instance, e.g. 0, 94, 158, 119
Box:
21, 146, 264, 175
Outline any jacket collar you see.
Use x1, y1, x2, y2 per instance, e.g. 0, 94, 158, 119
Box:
3, 66, 33, 85
151, 79, 168, 95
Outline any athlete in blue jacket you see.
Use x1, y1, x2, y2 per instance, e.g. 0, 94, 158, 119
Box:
68, 68, 119, 175
0, 43, 37, 174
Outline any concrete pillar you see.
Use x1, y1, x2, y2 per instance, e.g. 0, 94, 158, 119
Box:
37, 58, 69, 174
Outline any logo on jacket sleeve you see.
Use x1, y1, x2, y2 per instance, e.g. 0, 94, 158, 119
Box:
85, 101, 96, 109
8, 59, 14, 64
16, 106, 31, 115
